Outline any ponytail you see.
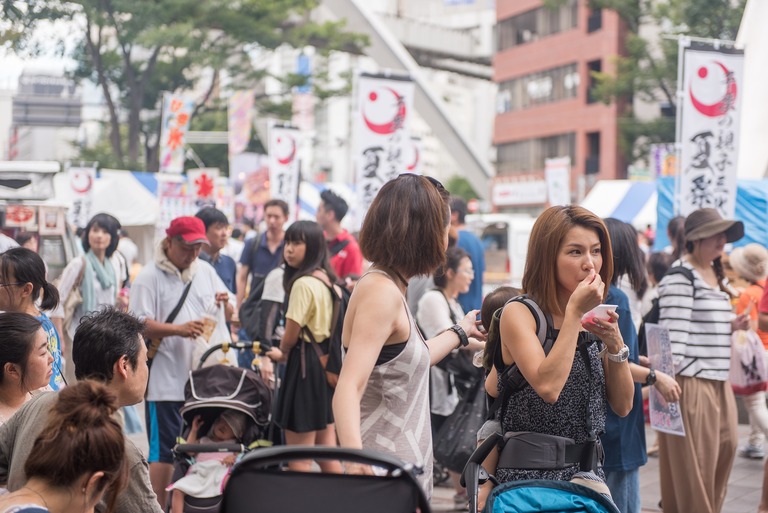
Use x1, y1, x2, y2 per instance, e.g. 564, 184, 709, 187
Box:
0, 248, 60, 311
712, 256, 736, 298
39, 282, 60, 311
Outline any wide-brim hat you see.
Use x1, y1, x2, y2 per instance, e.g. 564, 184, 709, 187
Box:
684, 208, 744, 243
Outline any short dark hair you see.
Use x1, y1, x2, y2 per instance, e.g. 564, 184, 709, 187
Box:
320, 189, 349, 222
14, 232, 35, 247
647, 251, 673, 284
359, 174, 450, 278
0, 248, 59, 311
82, 213, 121, 258
195, 207, 229, 230
73, 307, 145, 381
25, 380, 128, 513
481, 286, 521, 372
433, 246, 469, 289
0, 312, 43, 389
264, 199, 289, 217
450, 197, 468, 224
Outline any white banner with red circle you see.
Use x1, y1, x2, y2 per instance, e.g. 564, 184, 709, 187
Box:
353, 74, 415, 220
66, 165, 96, 229
268, 125, 301, 222
678, 46, 744, 217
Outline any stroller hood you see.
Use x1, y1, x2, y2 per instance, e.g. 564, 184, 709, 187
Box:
181, 365, 271, 428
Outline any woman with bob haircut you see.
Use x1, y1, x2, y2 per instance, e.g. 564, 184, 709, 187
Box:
0, 380, 128, 513
52, 213, 129, 345
489, 205, 633, 484
333, 174, 485, 496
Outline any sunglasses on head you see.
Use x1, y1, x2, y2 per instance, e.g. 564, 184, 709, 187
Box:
423, 175, 445, 191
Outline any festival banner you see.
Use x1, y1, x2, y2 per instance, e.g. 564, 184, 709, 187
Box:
159, 93, 195, 173
268, 125, 301, 222
646, 323, 686, 437
353, 73, 415, 217
66, 165, 96, 229
650, 143, 677, 178
156, 174, 191, 240
678, 45, 744, 217
188, 168, 220, 211
545, 157, 571, 206
404, 136, 423, 175
228, 90, 255, 156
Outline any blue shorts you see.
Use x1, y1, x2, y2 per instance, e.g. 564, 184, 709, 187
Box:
145, 401, 184, 464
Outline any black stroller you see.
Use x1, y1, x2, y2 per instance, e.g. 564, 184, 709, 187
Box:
169, 343, 272, 513
220, 446, 431, 513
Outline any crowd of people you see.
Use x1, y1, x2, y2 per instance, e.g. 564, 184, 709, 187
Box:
0, 180, 765, 513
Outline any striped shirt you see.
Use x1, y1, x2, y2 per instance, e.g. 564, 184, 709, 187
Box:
658, 260, 733, 381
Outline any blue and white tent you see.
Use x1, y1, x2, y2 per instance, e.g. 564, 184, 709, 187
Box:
580, 180, 657, 230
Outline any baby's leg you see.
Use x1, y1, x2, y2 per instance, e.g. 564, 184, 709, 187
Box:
171, 488, 186, 513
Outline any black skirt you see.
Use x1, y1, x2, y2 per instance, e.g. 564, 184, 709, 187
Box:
275, 339, 334, 433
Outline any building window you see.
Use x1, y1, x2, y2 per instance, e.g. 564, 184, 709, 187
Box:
587, 8, 602, 33
497, 0, 579, 52
585, 131, 600, 174
587, 59, 602, 104
496, 63, 579, 113
497, 133, 576, 174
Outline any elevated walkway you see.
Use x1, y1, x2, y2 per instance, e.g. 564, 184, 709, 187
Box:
322, 0, 494, 198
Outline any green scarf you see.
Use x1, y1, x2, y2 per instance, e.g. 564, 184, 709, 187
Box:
81, 250, 117, 313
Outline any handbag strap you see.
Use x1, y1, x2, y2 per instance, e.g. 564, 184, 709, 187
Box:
165, 278, 194, 324
74, 256, 87, 290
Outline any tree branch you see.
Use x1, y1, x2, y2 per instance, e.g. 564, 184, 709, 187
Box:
191, 69, 219, 120
84, 11, 123, 164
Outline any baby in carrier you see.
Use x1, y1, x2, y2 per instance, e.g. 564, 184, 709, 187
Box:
170, 410, 248, 513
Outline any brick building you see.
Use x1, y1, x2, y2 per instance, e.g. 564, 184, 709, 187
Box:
492, 0, 628, 211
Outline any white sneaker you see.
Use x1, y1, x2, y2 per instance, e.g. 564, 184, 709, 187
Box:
739, 444, 766, 459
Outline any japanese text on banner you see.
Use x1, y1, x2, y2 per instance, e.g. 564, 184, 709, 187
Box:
678, 46, 743, 217
353, 74, 415, 218
268, 125, 301, 222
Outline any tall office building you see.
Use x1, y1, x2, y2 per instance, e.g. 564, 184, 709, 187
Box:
492, 0, 627, 211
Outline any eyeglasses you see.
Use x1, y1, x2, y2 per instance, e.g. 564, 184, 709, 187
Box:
0, 282, 23, 288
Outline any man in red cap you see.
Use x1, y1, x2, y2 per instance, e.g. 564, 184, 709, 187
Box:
129, 216, 234, 507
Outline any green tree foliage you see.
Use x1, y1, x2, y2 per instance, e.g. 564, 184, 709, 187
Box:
446, 175, 480, 201
592, 0, 746, 164
4, 0, 366, 171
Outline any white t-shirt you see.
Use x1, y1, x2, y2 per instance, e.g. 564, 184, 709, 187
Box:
130, 260, 233, 401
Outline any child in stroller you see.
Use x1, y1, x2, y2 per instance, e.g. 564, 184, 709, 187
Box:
170, 410, 248, 513
168, 363, 272, 513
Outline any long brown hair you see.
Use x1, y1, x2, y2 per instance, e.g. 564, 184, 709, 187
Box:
522, 206, 613, 316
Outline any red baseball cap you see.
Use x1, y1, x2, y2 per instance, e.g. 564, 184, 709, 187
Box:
165, 216, 209, 245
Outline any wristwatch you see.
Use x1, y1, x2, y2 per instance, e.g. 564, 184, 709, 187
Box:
447, 324, 469, 348
645, 368, 657, 386
606, 344, 629, 363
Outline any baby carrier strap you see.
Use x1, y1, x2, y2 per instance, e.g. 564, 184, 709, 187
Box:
487, 294, 554, 421
489, 294, 603, 473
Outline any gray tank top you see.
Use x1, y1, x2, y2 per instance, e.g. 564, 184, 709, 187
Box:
357, 270, 433, 497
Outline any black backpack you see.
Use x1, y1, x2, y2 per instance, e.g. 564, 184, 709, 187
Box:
637, 266, 695, 356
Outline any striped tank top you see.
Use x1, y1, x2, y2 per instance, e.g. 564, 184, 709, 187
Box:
358, 270, 433, 496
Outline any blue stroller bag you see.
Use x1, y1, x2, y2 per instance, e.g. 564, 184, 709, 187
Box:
484, 479, 620, 513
